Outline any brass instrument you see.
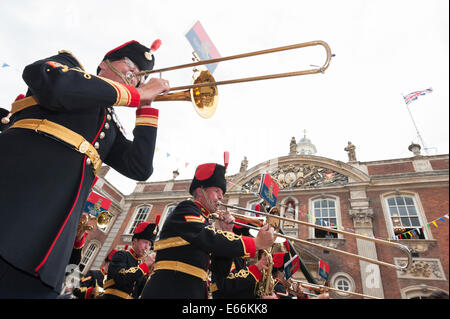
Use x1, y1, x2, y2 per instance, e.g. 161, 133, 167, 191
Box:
92, 281, 105, 299
137, 41, 333, 118
255, 249, 275, 298
217, 201, 412, 272
96, 211, 113, 228
290, 279, 381, 299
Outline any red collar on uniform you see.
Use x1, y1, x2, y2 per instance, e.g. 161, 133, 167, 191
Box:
128, 248, 140, 260
101, 268, 107, 276
193, 200, 211, 219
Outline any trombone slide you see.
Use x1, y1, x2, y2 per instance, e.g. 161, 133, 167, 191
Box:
217, 202, 412, 271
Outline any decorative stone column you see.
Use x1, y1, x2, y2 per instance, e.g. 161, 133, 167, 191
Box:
348, 188, 385, 299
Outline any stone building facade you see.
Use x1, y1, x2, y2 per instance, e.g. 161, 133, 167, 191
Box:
79, 139, 449, 299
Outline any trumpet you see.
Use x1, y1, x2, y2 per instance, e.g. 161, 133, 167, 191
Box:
217, 201, 412, 272
137, 40, 333, 118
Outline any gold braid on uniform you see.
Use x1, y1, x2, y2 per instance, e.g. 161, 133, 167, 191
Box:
205, 225, 241, 241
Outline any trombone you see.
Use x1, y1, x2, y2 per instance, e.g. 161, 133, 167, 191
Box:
136, 40, 333, 118
289, 279, 382, 299
216, 201, 412, 272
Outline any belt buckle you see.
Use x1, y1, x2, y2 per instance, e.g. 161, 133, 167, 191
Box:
78, 141, 90, 154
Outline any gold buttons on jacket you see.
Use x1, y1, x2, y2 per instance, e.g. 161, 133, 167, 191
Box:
100, 132, 105, 139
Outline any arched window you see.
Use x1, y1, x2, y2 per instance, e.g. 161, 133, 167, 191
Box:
127, 205, 152, 235
79, 241, 99, 273
310, 197, 340, 239
384, 194, 426, 240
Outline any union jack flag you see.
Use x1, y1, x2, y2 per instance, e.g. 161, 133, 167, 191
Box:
403, 88, 433, 105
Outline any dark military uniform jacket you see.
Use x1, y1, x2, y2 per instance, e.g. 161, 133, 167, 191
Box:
101, 249, 150, 299
0, 50, 159, 292
140, 200, 257, 299
273, 279, 292, 299
211, 256, 263, 299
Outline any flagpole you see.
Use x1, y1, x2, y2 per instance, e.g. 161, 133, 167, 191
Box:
402, 93, 429, 155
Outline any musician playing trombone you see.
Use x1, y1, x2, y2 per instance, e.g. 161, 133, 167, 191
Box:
140, 162, 275, 299
210, 219, 272, 299
99, 222, 157, 299
0, 39, 170, 298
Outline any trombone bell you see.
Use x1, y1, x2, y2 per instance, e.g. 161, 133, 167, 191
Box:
153, 69, 218, 119
97, 211, 113, 228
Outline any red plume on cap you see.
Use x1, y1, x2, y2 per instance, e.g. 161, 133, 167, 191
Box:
155, 214, 161, 225
224, 151, 229, 169
150, 39, 162, 52
15, 94, 25, 101
153, 214, 161, 235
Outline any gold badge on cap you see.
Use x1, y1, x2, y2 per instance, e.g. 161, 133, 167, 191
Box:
144, 51, 152, 61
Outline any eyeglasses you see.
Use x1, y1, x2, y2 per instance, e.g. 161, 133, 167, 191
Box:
122, 57, 144, 85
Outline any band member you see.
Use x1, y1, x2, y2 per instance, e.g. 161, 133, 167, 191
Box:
210, 220, 269, 299
101, 222, 157, 299
140, 162, 275, 299
272, 252, 292, 299
72, 248, 117, 299
0, 40, 169, 298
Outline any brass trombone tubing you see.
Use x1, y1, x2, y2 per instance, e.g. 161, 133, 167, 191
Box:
217, 201, 412, 271
137, 41, 332, 92
290, 279, 381, 300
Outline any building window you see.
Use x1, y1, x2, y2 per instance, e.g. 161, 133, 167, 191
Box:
386, 195, 425, 239
331, 272, 355, 297
335, 278, 350, 292
127, 205, 151, 235
312, 198, 338, 238
79, 242, 99, 273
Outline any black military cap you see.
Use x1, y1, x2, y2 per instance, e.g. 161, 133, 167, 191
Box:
98, 39, 161, 74
272, 252, 290, 271
132, 222, 157, 242
189, 163, 227, 196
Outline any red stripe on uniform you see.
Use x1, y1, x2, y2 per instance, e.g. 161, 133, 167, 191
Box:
35, 159, 87, 273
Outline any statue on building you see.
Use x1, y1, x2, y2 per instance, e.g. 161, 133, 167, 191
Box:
289, 137, 297, 155
344, 141, 357, 162
240, 156, 248, 173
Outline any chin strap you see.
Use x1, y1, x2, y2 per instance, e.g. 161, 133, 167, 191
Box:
199, 187, 216, 214
104, 59, 132, 86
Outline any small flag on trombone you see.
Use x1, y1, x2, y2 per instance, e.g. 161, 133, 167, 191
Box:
258, 173, 279, 207
318, 259, 330, 280
185, 20, 221, 74
284, 255, 300, 280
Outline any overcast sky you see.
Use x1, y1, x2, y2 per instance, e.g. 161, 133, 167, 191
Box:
1, 0, 448, 195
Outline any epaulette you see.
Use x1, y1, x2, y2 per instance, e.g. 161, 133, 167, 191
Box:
58, 50, 85, 71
